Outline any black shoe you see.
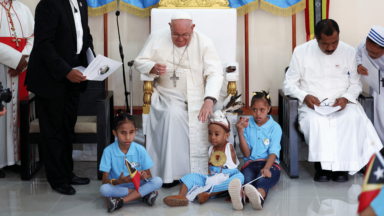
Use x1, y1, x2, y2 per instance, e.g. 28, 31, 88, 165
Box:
69, 173, 90, 185
314, 171, 331, 182
0, 169, 5, 178
331, 172, 349, 182
53, 183, 76, 195
162, 180, 179, 188
142, 191, 158, 206
107, 197, 124, 213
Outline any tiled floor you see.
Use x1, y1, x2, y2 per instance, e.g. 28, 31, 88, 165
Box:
0, 161, 363, 216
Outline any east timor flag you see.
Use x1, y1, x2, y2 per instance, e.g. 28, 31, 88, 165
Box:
125, 158, 141, 192
358, 153, 384, 213
305, 0, 330, 41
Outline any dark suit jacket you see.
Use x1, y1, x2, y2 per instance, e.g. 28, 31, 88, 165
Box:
26, 0, 94, 99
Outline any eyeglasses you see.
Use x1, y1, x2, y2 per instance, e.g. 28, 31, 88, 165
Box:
171, 33, 191, 39
320, 102, 335, 106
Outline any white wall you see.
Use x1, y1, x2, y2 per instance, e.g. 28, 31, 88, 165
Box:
19, 0, 384, 106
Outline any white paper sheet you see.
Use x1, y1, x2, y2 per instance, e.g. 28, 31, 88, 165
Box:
73, 66, 86, 74
83, 54, 122, 81
314, 105, 341, 116
362, 52, 381, 94
86, 47, 95, 64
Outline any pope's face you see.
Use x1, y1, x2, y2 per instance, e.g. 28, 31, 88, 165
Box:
366, 38, 384, 59
169, 20, 195, 48
315, 31, 339, 55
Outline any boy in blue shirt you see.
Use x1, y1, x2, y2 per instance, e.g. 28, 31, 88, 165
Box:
99, 110, 162, 213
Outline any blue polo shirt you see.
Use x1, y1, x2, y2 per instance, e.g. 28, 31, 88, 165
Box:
243, 115, 282, 163
99, 141, 154, 180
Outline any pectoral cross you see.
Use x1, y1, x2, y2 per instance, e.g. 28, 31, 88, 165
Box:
12, 33, 20, 47
170, 71, 179, 87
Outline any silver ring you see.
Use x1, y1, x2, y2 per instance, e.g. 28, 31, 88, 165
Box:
157, 71, 160, 74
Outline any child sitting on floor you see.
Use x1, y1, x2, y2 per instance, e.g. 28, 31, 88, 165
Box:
229, 91, 282, 211
99, 110, 163, 213
163, 93, 245, 207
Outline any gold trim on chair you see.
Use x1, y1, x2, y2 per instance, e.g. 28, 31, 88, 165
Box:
159, 0, 229, 9
227, 81, 237, 97
143, 81, 153, 114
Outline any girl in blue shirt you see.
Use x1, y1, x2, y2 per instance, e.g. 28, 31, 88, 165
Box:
99, 110, 163, 213
230, 91, 282, 211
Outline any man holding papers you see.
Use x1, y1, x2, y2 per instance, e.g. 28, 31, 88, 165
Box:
26, 0, 94, 195
282, 20, 383, 182
356, 26, 384, 146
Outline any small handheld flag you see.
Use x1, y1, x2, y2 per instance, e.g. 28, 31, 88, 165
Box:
357, 153, 384, 213
125, 158, 141, 192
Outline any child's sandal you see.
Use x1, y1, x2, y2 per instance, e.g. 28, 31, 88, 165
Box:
228, 178, 243, 210
244, 185, 264, 210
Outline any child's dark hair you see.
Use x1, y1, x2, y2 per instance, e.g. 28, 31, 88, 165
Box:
113, 109, 136, 130
250, 90, 272, 114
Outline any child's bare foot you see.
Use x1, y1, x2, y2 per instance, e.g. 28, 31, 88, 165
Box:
163, 195, 189, 207
197, 192, 210, 204
244, 185, 264, 210
228, 178, 243, 210
107, 197, 124, 213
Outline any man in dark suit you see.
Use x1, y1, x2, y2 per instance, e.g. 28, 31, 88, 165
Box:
26, 0, 94, 195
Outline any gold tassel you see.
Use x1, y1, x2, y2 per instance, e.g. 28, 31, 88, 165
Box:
120, 1, 159, 18
260, 0, 306, 17
236, 0, 259, 17
88, 1, 117, 17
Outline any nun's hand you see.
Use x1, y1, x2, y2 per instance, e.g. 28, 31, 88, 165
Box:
357, 64, 369, 76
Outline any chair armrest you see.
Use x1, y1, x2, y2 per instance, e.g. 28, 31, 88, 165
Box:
278, 89, 300, 178
20, 93, 35, 104
359, 91, 373, 99
358, 91, 374, 124
96, 91, 113, 104
225, 62, 239, 82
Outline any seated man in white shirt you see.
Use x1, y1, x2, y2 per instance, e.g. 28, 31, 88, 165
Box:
282, 19, 383, 182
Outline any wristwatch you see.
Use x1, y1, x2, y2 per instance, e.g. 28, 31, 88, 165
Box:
204, 97, 217, 105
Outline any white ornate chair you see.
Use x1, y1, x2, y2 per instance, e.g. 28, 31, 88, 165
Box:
137, 2, 240, 148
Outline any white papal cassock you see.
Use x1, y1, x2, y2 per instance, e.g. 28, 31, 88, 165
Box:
282, 39, 383, 174
0, 0, 34, 168
134, 28, 223, 183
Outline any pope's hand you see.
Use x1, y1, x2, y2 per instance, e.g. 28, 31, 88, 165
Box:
0, 107, 6, 117
304, 94, 320, 109
66, 69, 87, 83
198, 99, 214, 123
16, 55, 29, 72
333, 97, 348, 111
150, 63, 167, 75
357, 64, 369, 76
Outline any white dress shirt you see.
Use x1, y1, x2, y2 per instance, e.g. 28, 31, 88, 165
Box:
69, 0, 83, 54
282, 39, 362, 106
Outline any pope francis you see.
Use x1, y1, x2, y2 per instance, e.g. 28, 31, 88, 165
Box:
134, 11, 223, 186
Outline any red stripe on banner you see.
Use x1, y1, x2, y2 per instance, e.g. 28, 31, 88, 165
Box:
305, 0, 310, 41
326, 0, 330, 19
358, 189, 381, 213
131, 171, 141, 193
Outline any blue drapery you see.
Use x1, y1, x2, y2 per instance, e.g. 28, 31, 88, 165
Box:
87, 0, 117, 17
